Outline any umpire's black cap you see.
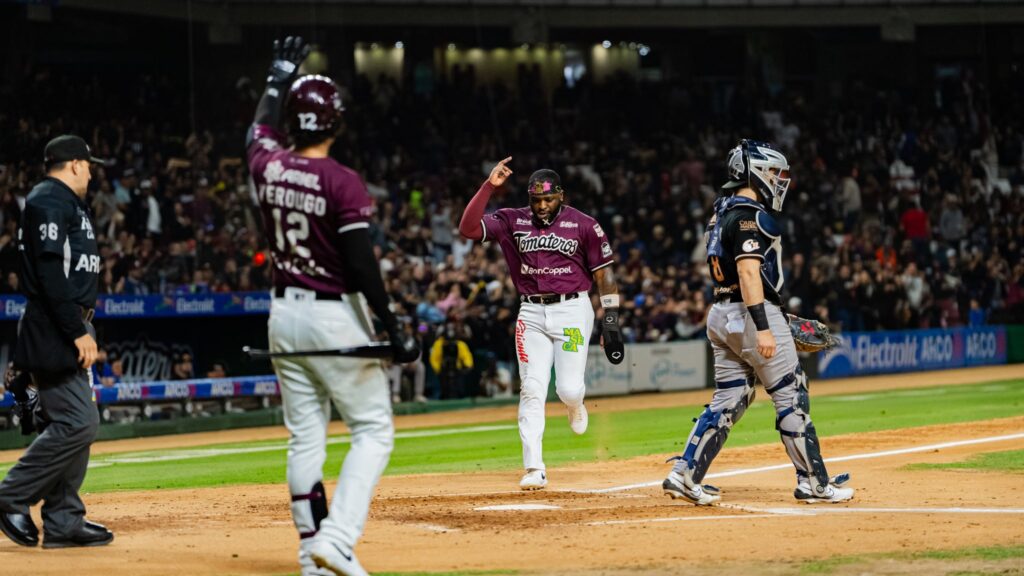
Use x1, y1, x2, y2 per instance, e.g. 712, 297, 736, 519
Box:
44, 135, 106, 166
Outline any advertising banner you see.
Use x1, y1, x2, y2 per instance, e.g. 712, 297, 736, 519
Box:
628, 341, 706, 392
0, 292, 272, 321
818, 326, 1007, 379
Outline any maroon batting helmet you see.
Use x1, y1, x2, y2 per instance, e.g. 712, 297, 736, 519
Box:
287, 75, 345, 139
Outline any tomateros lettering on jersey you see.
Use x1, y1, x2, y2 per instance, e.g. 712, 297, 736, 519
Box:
513, 231, 579, 256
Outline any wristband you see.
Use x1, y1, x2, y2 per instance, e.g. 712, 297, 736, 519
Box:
747, 303, 770, 331
600, 294, 620, 309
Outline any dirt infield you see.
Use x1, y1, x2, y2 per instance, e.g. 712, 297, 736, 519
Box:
1, 365, 1023, 575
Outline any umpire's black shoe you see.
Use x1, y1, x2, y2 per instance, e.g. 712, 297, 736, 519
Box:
43, 520, 114, 549
0, 511, 39, 547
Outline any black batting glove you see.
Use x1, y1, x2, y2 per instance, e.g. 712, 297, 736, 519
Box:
387, 323, 421, 364
267, 36, 311, 85
602, 307, 625, 365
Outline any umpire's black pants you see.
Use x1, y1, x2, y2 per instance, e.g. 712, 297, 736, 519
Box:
0, 367, 99, 538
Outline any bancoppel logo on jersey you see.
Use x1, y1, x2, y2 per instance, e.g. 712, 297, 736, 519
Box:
593, 223, 605, 238
558, 221, 578, 229
521, 263, 572, 276
513, 231, 579, 256
516, 218, 531, 225
263, 160, 322, 191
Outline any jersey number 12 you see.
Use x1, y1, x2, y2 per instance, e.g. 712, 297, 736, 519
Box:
272, 208, 311, 259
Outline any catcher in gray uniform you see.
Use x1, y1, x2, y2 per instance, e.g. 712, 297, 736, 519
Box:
663, 139, 854, 505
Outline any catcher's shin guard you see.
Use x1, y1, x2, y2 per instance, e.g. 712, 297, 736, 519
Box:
671, 378, 755, 483
291, 481, 329, 539
775, 369, 831, 495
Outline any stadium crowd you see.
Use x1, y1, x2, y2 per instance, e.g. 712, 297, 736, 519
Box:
1, 60, 1022, 399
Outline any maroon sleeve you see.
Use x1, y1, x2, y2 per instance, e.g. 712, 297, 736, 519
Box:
481, 209, 511, 244
336, 170, 375, 233
584, 220, 615, 272
247, 124, 286, 170
458, 180, 494, 241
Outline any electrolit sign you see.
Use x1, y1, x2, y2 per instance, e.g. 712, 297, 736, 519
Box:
818, 327, 1006, 378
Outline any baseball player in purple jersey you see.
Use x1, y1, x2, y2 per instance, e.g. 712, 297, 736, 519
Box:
459, 157, 624, 490
247, 37, 419, 576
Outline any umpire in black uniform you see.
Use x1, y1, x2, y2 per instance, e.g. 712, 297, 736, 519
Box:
0, 135, 113, 549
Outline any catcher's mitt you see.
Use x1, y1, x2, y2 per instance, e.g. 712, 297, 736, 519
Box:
788, 314, 840, 353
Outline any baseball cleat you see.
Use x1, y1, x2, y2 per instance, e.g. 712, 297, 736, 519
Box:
520, 469, 547, 490
662, 471, 720, 506
309, 539, 368, 576
794, 480, 855, 504
568, 403, 588, 435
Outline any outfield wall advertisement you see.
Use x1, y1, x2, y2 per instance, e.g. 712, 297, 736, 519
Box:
586, 340, 706, 396
818, 326, 1007, 379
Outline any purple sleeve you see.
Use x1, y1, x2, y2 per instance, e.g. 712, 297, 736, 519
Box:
336, 171, 376, 233
481, 210, 510, 244
247, 124, 286, 167
585, 221, 615, 272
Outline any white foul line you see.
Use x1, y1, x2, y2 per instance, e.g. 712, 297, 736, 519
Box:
79, 424, 518, 469
583, 507, 1024, 527
579, 432, 1024, 494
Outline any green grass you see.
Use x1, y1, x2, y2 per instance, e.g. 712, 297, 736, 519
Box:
1, 379, 1019, 493
906, 449, 1024, 473
798, 544, 1024, 574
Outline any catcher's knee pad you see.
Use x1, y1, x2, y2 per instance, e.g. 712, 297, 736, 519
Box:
673, 378, 755, 483
775, 370, 830, 494
291, 481, 329, 539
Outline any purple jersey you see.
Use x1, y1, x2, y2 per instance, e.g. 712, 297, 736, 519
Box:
482, 206, 613, 295
248, 124, 374, 294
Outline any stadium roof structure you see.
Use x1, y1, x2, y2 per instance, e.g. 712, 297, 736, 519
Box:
54, 0, 1024, 28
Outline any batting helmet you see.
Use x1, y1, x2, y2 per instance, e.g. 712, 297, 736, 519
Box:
527, 169, 564, 196
287, 74, 345, 139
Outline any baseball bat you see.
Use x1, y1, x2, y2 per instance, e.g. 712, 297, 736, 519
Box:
243, 342, 393, 360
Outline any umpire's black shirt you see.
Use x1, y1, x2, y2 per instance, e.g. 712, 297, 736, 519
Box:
15, 177, 99, 373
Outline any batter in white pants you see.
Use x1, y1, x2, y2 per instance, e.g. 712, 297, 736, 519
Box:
268, 288, 394, 576
516, 292, 594, 471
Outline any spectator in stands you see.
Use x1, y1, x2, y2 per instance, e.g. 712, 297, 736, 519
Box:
206, 362, 227, 378
109, 354, 124, 385
389, 324, 428, 404
429, 322, 474, 399
840, 165, 862, 233
91, 348, 116, 388
171, 352, 194, 380
0, 48, 1020, 343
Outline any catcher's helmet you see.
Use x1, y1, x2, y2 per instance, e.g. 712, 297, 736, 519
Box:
287, 74, 345, 138
527, 169, 563, 196
721, 139, 790, 211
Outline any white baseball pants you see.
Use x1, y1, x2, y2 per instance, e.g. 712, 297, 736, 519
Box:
515, 292, 594, 471
268, 288, 393, 575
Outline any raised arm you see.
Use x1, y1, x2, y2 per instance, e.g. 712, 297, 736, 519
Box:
459, 156, 513, 240
247, 36, 310, 144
